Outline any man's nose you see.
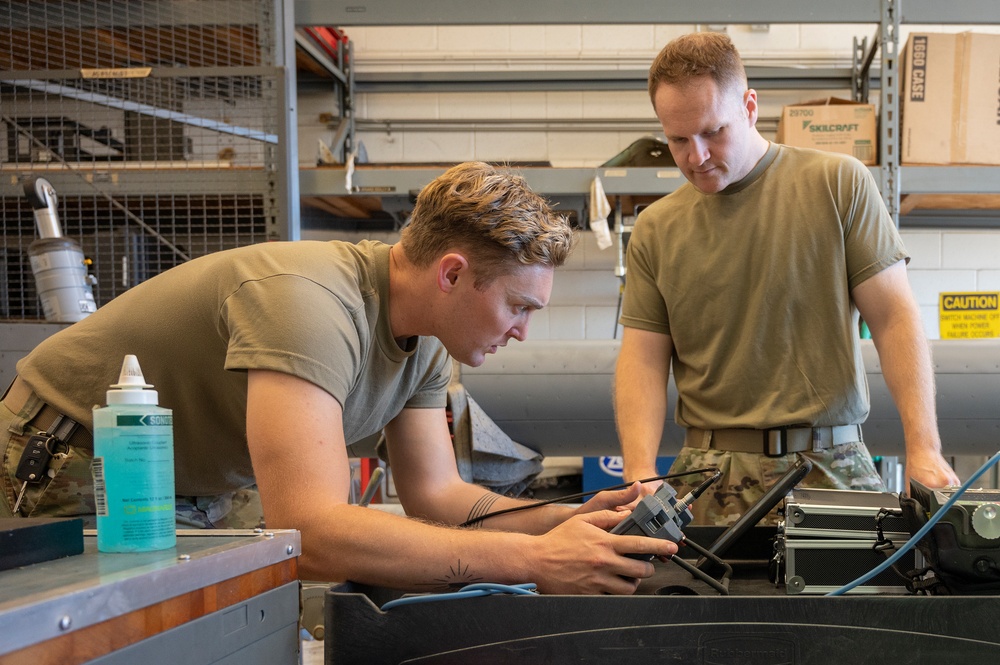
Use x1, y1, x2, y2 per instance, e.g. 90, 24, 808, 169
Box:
688, 138, 709, 165
509, 318, 529, 342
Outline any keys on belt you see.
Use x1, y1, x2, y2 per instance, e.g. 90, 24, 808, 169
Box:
12, 414, 77, 514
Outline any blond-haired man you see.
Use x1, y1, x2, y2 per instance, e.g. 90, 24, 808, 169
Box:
4, 162, 676, 593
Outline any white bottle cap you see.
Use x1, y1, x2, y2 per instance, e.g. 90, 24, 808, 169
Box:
107, 354, 159, 405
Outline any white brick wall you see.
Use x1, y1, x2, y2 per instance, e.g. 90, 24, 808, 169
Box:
943, 233, 1000, 269
904, 230, 1000, 340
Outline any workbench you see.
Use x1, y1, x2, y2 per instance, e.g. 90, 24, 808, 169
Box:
0, 528, 301, 665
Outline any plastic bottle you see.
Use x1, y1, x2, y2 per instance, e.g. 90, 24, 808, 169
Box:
92, 355, 176, 552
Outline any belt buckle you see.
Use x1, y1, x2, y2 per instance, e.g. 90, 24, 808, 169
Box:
764, 428, 789, 457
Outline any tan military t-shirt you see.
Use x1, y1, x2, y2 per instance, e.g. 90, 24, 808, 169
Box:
620, 143, 907, 430
18, 240, 451, 495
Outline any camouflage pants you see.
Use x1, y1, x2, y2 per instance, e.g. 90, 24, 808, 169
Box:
667, 443, 885, 526
174, 490, 264, 529
1, 394, 263, 529
1, 395, 96, 523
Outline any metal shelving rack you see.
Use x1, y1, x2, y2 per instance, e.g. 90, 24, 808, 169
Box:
0, 0, 301, 320
2, 0, 997, 325
295, 0, 1000, 225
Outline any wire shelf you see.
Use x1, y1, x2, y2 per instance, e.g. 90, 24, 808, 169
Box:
0, 0, 285, 320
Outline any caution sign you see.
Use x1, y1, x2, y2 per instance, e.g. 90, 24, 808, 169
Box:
939, 292, 1000, 339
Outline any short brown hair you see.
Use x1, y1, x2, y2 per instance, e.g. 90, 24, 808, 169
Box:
648, 32, 747, 103
401, 162, 574, 288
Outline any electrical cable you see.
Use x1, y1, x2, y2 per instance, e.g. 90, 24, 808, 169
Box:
380, 583, 538, 611
825, 450, 1000, 596
458, 467, 720, 527
675, 470, 724, 512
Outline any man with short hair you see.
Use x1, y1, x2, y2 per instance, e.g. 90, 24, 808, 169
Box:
3, 161, 677, 593
615, 32, 959, 525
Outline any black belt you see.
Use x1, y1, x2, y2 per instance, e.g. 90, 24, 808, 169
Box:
685, 424, 863, 457
2, 375, 88, 446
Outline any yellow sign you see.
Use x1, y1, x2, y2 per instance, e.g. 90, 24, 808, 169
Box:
939, 292, 1000, 339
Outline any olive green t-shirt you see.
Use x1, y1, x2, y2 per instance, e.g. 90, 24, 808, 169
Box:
18, 240, 452, 495
620, 143, 907, 430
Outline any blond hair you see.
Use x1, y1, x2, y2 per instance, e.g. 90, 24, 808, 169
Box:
648, 32, 748, 102
400, 162, 574, 287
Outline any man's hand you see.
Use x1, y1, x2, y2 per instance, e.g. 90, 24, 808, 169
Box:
905, 448, 960, 493
634, 477, 665, 499
624, 467, 667, 495
574, 481, 660, 517
531, 509, 678, 594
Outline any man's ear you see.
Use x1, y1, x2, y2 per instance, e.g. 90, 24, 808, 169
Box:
743, 88, 759, 126
436, 252, 470, 292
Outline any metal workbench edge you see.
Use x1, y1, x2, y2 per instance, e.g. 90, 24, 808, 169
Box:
0, 528, 300, 655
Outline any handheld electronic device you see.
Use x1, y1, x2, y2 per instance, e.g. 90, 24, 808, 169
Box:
610, 482, 693, 555
610, 471, 731, 593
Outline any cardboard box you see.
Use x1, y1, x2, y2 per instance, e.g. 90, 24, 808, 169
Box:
776, 97, 877, 165
901, 32, 1000, 165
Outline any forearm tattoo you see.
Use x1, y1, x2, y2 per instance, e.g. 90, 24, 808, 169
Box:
464, 492, 501, 528
417, 559, 483, 592
412, 494, 500, 591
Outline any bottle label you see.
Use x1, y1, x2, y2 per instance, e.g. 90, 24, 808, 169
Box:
116, 414, 173, 426
93, 425, 175, 551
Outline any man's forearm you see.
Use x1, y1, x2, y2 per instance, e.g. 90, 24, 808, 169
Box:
296, 502, 537, 590
854, 262, 960, 488
872, 315, 942, 456
614, 331, 672, 482
295, 497, 678, 596
616, 376, 668, 480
